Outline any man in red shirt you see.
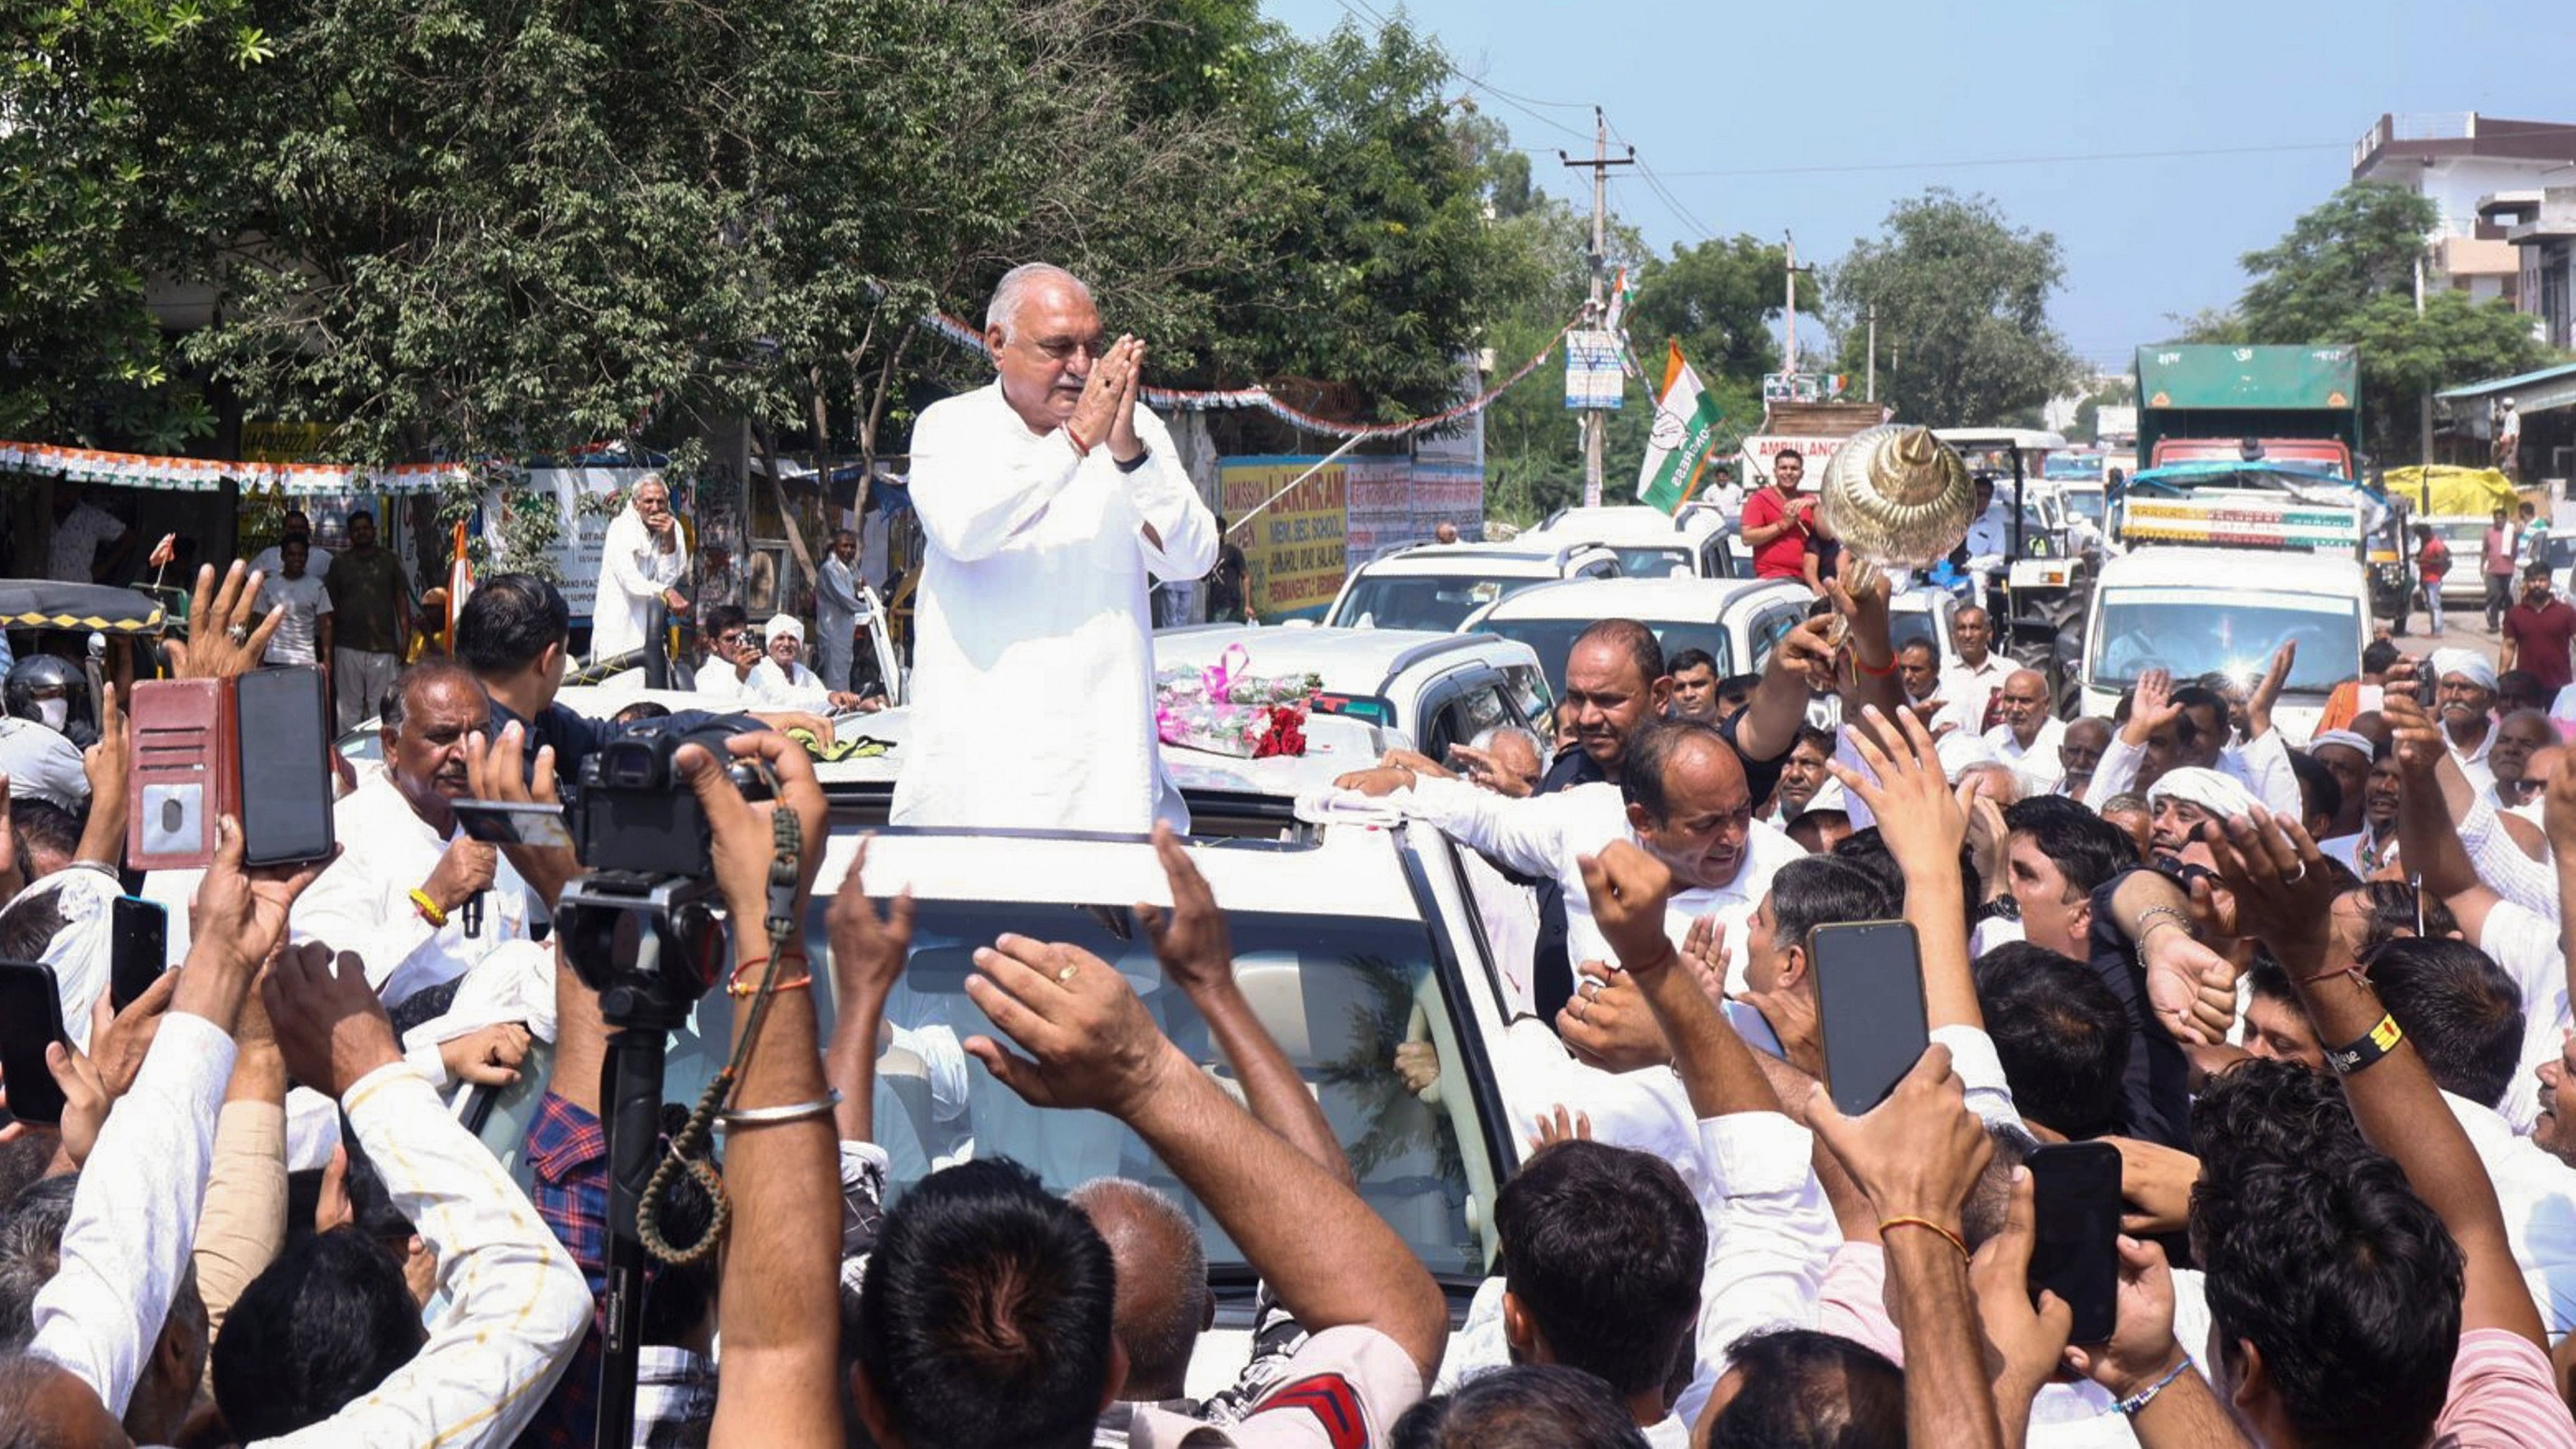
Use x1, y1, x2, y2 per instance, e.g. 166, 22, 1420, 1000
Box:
2500, 560, 2576, 693
1739, 449, 1814, 581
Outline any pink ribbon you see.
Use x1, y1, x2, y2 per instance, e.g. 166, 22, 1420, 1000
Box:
1201, 642, 1249, 704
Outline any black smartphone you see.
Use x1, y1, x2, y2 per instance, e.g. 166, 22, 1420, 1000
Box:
0, 960, 72, 1126
110, 896, 169, 1012
2027, 1140, 2123, 1344
2415, 658, 2439, 708
451, 799, 578, 852
235, 666, 337, 867
1809, 919, 1930, 1117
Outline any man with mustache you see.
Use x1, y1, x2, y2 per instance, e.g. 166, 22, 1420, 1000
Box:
290, 658, 536, 1005
894, 262, 1215, 832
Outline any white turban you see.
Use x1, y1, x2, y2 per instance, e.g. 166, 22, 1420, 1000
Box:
2431, 648, 2498, 693
2307, 729, 2376, 762
4, 866, 119, 1050
2147, 766, 2259, 820
765, 613, 806, 644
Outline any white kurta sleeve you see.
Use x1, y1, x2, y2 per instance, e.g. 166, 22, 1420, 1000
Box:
1127, 410, 1217, 579
601, 513, 679, 599
2082, 732, 2147, 810
2459, 794, 2560, 916
909, 392, 1088, 562
29, 1012, 236, 1415
2228, 730, 2302, 822
255, 1063, 590, 1448
290, 847, 446, 1003
816, 557, 862, 614
1398, 777, 1571, 881
1672, 1112, 1840, 1427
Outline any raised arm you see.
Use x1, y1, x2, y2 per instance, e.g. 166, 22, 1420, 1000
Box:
1829, 705, 1976, 1032
1829, 566, 1905, 731
964, 937, 1451, 1382
1333, 768, 1570, 882
1139, 824, 1353, 1183
2205, 807, 2547, 1350
688, 733, 845, 1448
1733, 616, 1838, 765
824, 836, 916, 1146
71, 684, 128, 870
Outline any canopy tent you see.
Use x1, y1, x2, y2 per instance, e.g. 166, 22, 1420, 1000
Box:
2436, 361, 2576, 414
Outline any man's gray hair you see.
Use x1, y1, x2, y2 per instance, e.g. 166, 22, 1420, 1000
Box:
984, 263, 1091, 345
1470, 723, 1550, 773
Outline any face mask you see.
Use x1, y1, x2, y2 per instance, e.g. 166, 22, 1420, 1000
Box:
35, 697, 68, 733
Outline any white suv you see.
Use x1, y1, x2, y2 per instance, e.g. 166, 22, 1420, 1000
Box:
1518, 504, 1737, 579
1323, 539, 1622, 632
1461, 576, 1814, 695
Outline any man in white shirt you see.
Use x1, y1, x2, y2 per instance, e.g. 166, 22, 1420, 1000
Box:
254, 538, 333, 669
1339, 717, 1800, 1017
1937, 605, 2009, 733
891, 262, 1215, 833
816, 528, 867, 693
289, 659, 537, 1005
592, 473, 690, 662
1959, 476, 2013, 579
749, 613, 874, 713
247, 507, 334, 580
1982, 667, 2065, 796
46, 487, 130, 582
691, 603, 762, 702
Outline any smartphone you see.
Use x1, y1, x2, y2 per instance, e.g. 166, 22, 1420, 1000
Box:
2416, 659, 2439, 708
451, 799, 578, 852
235, 666, 337, 867
2026, 1140, 2123, 1344
110, 896, 169, 1012
1808, 919, 1930, 1117
0, 961, 72, 1126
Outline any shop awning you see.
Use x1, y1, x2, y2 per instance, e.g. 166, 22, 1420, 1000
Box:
0, 440, 469, 494
2436, 361, 2576, 413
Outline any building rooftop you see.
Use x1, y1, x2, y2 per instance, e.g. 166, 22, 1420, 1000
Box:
2352, 113, 2576, 180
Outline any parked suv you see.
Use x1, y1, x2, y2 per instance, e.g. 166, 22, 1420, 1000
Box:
1323, 539, 1621, 632
1156, 624, 1555, 755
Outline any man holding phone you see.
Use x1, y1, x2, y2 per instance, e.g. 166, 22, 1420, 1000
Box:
289, 659, 537, 1005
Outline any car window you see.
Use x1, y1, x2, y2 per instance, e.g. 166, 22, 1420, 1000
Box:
1479, 619, 1736, 699
1608, 546, 1692, 579
1428, 683, 1513, 758
1575, 557, 1621, 580
1502, 663, 1556, 736
477, 894, 1503, 1281
1331, 576, 1542, 631
1747, 605, 1804, 672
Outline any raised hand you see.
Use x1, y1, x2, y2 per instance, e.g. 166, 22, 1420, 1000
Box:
674, 729, 831, 927
2199, 806, 2339, 966
1135, 823, 1232, 998
1575, 841, 1678, 975
2245, 642, 2297, 740
1528, 1105, 1593, 1153
1971, 1167, 2075, 1429
960, 935, 1179, 1118
1066, 335, 1138, 451
2140, 928, 2240, 1047
1680, 915, 1732, 1003
1107, 338, 1148, 463
2379, 688, 2446, 776
461, 722, 575, 907
261, 942, 405, 1100
2121, 668, 2181, 748
2061, 1237, 2189, 1401
826, 836, 916, 1013
1829, 703, 1968, 880
1807, 1045, 1989, 1229
171, 562, 283, 679
185, 815, 338, 988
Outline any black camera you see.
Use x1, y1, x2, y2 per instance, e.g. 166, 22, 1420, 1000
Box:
573, 721, 772, 880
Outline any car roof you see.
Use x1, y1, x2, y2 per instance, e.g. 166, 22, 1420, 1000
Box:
813, 704, 1397, 802
1475, 575, 1808, 621
1934, 427, 2071, 451
2096, 547, 2365, 594
1155, 625, 1533, 693
1348, 541, 1598, 578
821, 815, 1425, 920
1524, 505, 1723, 547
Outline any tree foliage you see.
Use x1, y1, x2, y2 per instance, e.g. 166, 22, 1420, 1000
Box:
1824, 189, 2083, 427
2232, 183, 2553, 454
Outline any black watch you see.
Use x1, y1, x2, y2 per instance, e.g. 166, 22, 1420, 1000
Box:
1114, 445, 1151, 474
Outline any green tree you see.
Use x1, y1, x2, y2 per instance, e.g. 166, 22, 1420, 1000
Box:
2071, 375, 2136, 445
1824, 189, 2083, 426
1628, 234, 1791, 386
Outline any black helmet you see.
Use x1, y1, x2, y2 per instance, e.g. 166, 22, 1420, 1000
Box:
4, 655, 95, 747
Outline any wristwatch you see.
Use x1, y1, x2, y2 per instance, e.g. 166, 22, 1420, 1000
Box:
1114, 445, 1151, 474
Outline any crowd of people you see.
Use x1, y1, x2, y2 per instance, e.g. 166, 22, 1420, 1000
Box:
8, 258, 2576, 1448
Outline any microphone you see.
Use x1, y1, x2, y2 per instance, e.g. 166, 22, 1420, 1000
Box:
462, 892, 485, 940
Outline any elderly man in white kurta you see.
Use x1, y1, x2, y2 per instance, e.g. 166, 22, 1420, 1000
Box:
590, 473, 689, 662
893, 263, 1217, 832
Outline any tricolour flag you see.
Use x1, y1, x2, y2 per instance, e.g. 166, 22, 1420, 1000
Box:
1637, 340, 1724, 515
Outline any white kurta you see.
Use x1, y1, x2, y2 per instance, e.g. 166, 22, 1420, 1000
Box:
893, 383, 1217, 833
290, 767, 538, 1006
591, 507, 685, 661
816, 554, 865, 692
750, 656, 834, 712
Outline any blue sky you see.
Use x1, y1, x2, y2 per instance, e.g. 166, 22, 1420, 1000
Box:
1266, 0, 2576, 379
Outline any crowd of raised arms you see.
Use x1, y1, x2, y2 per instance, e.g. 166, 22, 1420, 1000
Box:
11, 279, 2576, 1448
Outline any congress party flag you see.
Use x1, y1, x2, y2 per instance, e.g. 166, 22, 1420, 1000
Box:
1637, 340, 1724, 515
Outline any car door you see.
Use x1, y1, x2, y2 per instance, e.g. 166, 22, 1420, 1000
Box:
1742, 602, 1806, 674
1420, 669, 1516, 760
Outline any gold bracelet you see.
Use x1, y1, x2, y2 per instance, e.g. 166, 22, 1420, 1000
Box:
1880, 1215, 1970, 1262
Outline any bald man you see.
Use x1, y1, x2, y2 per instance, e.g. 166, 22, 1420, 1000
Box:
0, 1355, 128, 1447
1981, 667, 2065, 795
1071, 1179, 1213, 1421
2055, 716, 2112, 800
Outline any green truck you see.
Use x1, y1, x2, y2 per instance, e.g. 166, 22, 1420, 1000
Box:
2133, 344, 2363, 477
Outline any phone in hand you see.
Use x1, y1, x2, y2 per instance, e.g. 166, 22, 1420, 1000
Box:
235, 666, 337, 867
1808, 920, 1930, 1117
451, 799, 577, 852
110, 896, 169, 1013
2026, 1139, 2123, 1344
0, 960, 73, 1126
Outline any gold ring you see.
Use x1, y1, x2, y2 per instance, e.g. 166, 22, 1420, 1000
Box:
1056, 964, 1079, 983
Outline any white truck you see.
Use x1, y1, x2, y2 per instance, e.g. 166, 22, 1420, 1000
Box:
2078, 546, 2367, 746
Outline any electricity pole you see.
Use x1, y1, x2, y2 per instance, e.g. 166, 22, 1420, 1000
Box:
1783, 232, 1817, 382
1562, 107, 1632, 506
1865, 303, 1878, 403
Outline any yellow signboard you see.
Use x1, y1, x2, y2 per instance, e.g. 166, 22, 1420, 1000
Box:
1220, 456, 1348, 620
239, 420, 331, 463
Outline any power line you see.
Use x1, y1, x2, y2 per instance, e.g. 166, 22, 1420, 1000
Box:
1321, 0, 1594, 143
1657, 140, 2347, 179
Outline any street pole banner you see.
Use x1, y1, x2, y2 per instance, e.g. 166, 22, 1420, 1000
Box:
1638, 340, 1723, 515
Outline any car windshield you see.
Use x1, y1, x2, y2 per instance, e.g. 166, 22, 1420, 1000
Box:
613, 893, 1499, 1281
2061, 490, 2105, 521
1331, 574, 1545, 631
1478, 618, 1734, 697
1606, 546, 1693, 579
2089, 587, 2359, 693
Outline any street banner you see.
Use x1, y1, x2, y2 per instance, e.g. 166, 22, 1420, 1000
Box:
1564, 331, 1625, 410
1637, 340, 1724, 515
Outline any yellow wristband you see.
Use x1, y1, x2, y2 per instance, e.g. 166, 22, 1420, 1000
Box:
409, 888, 448, 928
